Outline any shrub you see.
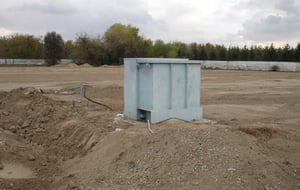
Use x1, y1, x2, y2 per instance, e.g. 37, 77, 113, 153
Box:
271, 65, 279, 71
44, 32, 63, 66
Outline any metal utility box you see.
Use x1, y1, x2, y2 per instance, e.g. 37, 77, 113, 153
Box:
124, 58, 202, 123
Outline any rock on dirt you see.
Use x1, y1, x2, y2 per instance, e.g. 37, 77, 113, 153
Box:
0, 111, 9, 116
24, 87, 37, 95
9, 125, 17, 133
27, 154, 36, 161
21, 120, 31, 129
66, 180, 79, 189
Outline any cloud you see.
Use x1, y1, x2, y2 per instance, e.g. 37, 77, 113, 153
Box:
234, 0, 300, 42
0, 0, 299, 46
0, 0, 154, 40
10, 2, 78, 14
239, 14, 300, 41
143, 0, 235, 43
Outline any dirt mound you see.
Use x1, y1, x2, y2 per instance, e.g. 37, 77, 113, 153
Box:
53, 63, 79, 68
79, 63, 93, 68
58, 121, 300, 190
0, 87, 115, 189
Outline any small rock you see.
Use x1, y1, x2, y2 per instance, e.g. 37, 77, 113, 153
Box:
67, 180, 78, 189
264, 185, 271, 190
17, 118, 23, 126
67, 173, 75, 178
24, 87, 36, 95
192, 182, 199, 186
27, 154, 36, 161
0, 162, 4, 170
40, 117, 49, 123
36, 128, 46, 133
10, 126, 17, 133
22, 120, 31, 128
227, 168, 236, 171
51, 134, 61, 141
47, 155, 57, 163
60, 91, 75, 95
2, 111, 9, 116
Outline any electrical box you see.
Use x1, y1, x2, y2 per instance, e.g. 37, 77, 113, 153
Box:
124, 58, 202, 123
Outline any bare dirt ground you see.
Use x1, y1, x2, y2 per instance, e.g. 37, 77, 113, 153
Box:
0, 64, 299, 190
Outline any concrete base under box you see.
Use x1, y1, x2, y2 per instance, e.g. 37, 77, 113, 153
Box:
138, 107, 203, 124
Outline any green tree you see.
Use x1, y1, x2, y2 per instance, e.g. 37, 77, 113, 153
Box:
0, 34, 43, 59
249, 46, 255, 61
63, 40, 75, 58
104, 23, 143, 64
227, 46, 240, 60
166, 43, 178, 58
209, 49, 217, 60
0, 37, 9, 59
240, 45, 249, 61
276, 47, 283, 61
268, 43, 277, 61
204, 43, 217, 60
152, 40, 169, 57
72, 34, 107, 66
44, 31, 63, 65
189, 43, 199, 59
295, 43, 300, 62
136, 37, 152, 58
198, 44, 207, 60
281, 44, 293, 61
216, 45, 227, 60
173, 42, 187, 58
253, 46, 263, 61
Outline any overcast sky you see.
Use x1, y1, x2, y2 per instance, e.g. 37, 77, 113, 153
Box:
0, 0, 299, 46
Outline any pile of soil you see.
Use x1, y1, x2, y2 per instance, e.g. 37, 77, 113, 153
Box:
0, 87, 299, 190
0, 87, 115, 189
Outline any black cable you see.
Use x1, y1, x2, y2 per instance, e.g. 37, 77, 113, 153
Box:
83, 94, 113, 111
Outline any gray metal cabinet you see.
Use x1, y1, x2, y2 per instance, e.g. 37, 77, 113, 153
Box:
124, 58, 202, 123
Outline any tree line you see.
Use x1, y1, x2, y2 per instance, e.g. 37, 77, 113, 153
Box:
0, 23, 299, 65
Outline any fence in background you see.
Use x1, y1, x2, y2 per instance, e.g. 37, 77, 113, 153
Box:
202, 61, 300, 72
0, 59, 299, 71
0, 59, 72, 65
